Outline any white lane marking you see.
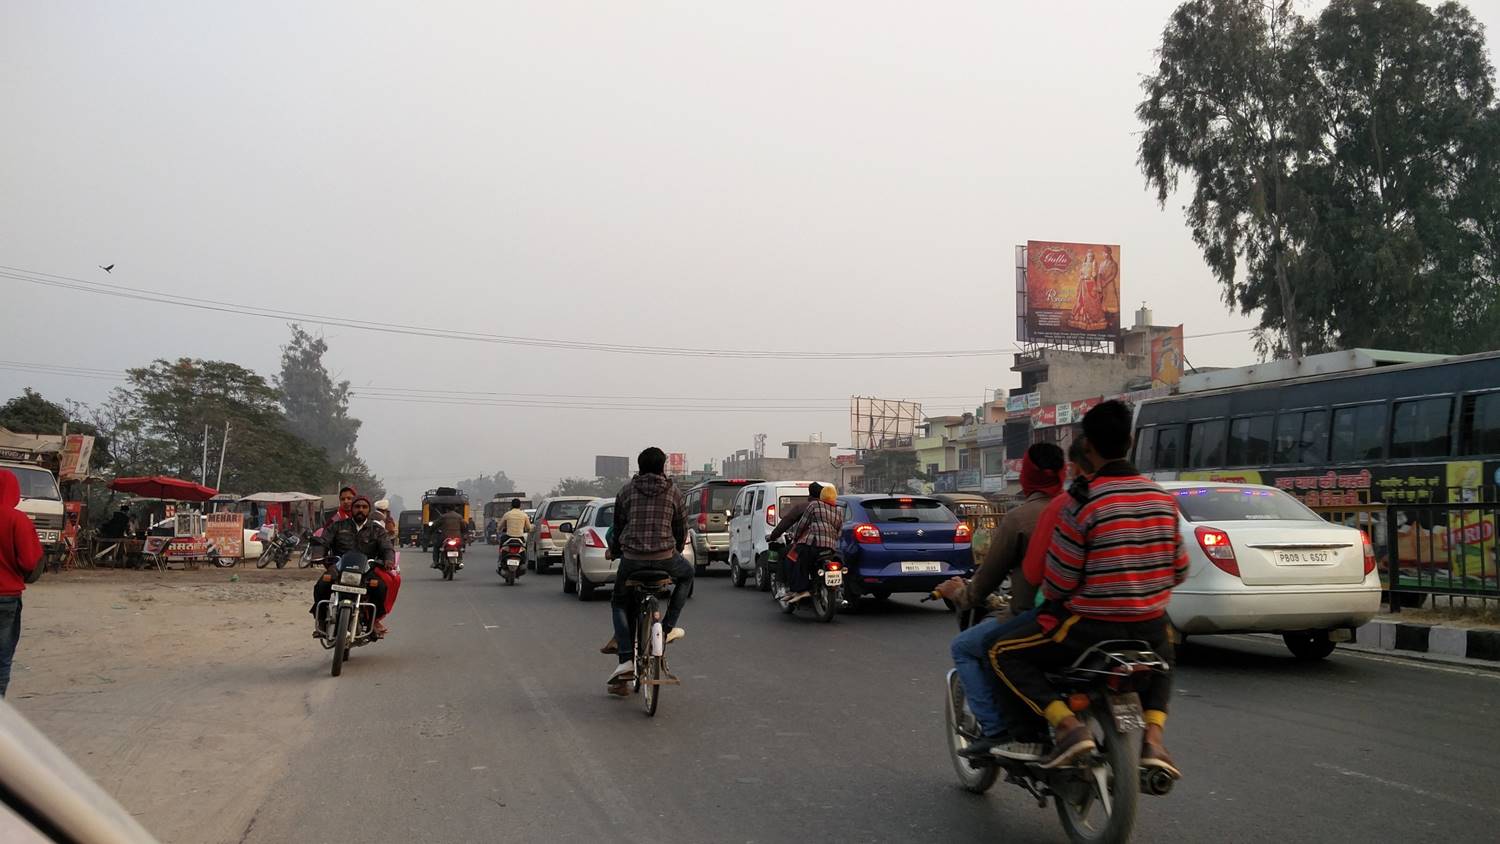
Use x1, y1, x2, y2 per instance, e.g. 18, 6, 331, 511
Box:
1222, 635, 1500, 681
483, 625, 499, 630
1313, 763, 1500, 816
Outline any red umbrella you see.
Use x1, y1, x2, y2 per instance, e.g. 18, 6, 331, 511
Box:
109, 476, 219, 502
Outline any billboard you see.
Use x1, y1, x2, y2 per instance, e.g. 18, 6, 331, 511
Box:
58, 434, 95, 481
667, 452, 687, 476
1024, 240, 1121, 343
1151, 325, 1185, 388
595, 455, 629, 479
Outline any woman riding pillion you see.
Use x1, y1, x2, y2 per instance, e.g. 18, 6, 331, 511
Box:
782, 484, 843, 606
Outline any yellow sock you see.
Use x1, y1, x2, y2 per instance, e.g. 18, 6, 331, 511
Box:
1044, 700, 1073, 727
1145, 709, 1168, 728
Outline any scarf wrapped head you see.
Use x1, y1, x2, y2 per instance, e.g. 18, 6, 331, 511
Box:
1020, 453, 1064, 498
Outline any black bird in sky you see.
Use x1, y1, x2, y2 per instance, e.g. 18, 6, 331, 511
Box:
99, 264, 114, 273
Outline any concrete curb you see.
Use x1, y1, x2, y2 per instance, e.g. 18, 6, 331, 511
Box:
1354, 619, 1500, 662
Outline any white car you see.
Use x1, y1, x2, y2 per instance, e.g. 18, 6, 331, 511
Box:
1161, 481, 1381, 660
560, 498, 614, 600
726, 481, 815, 589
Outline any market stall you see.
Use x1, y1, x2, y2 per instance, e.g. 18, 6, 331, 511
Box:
95, 476, 219, 569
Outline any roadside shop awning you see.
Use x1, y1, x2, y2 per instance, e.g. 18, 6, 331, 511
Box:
109, 476, 219, 503
237, 491, 322, 504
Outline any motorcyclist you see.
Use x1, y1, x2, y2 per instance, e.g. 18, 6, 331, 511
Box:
765, 482, 822, 600
496, 499, 532, 575
324, 486, 356, 531
604, 447, 692, 695
430, 506, 465, 569
931, 441, 1069, 759
782, 484, 843, 605
309, 495, 396, 636
988, 401, 1187, 777
374, 499, 402, 618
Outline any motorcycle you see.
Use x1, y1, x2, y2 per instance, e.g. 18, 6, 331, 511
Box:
935, 599, 1173, 843
439, 536, 464, 580
498, 537, 525, 585
313, 551, 383, 677
257, 530, 302, 569
769, 540, 842, 622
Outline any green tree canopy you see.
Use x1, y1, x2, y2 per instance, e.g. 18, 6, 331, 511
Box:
1, 388, 112, 468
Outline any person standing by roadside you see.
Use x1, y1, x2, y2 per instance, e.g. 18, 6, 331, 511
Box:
0, 470, 44, 697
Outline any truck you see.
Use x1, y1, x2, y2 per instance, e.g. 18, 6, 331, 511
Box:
483, 493, 532, 543
0, 430, 67, 562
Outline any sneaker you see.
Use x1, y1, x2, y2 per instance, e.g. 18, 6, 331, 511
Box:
1141, 743, 1182, 779
665, 627, 685, 645
607, 663, 635, 684
992, 740, 1046, 761
1038, 723, 1096, 769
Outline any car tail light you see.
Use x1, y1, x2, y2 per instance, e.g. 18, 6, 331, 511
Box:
954, 523, 972, 544
766, 504, 777, 527
540, 524, 552, 540
1195, 526, 1239, 577
853, 523, 882, 544
696, 512, 708, 532
585, 528, 606, 549
1362, 531, 1377, 576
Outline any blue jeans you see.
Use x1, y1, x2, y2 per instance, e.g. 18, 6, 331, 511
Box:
0, 596, 21, 698
611, 556, 693, 664
950, 609, 1037, 738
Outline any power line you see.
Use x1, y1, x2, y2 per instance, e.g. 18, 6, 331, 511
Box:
0, 264, 1016, 360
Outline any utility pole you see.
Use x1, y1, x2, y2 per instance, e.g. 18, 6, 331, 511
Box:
202, 424, 209, 484
215, 422, 231, 490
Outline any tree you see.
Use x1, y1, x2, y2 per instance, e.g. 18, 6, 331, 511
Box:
109, 358, 335, 493
1, 389, 112, 468
861, 450, 922, 494
548, 476, 627, 497
276, 325, 382, 495
386, 493, 406, 514
454, 471, 518, 503
1138, 0, 1324, 359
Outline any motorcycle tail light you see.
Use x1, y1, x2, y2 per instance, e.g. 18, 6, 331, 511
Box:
367, 576, 381, 587
826, 561, 841, 571
321, 573, 332, 583
1068, 693, 1090, 712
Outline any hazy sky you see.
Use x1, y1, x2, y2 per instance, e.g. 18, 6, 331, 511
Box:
6, 1, 1498, 505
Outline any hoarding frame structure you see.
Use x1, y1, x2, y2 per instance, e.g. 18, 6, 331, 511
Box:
595, 455, 629, 479
849, 397, 923, 452
1017, 240, 1122, 348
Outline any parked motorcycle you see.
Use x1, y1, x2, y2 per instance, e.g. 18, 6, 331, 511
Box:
498, 537, 525, 585
935, 598, 1173, 843
439, 536, 464, 580
769, 540, 842, 622
313, 551, 383, 677
257, 531, 302, 569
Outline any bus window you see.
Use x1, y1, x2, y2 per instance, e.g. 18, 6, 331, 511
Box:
1273, 411, 1303, 464
1187, 419, 1227, 468
1155, 426, 1184, 470
1298, 409, 1330, 464
1391, 397, 1453, 458
1227, 415, 1273, 466
1331, 404, 1386, 463
1461, 392, 1500, 455
1135, 426, 1157, 471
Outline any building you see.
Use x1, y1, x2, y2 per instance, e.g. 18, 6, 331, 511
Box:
721, 440, 838, 483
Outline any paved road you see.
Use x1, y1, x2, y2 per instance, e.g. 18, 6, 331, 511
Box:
243, 558, 1500, 844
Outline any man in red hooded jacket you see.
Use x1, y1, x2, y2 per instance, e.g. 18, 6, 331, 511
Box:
0, 470, 44, 697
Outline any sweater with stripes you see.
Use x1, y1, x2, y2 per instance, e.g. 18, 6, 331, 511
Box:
1041, 462, 1188, 622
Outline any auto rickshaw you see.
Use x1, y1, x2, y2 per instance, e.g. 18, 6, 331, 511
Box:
420, 487, 471, 551
932, 493, 1003, 565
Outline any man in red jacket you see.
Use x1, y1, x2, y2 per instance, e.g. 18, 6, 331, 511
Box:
0, 470, 44, 697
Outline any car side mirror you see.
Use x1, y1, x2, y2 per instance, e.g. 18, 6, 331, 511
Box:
558, 523, 574, 533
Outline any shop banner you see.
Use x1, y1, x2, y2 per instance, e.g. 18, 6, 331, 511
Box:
1056, 403, 1074, 426
59, 434, 95, 481
206, 512, 245, 558
1032, 405, 1058, 429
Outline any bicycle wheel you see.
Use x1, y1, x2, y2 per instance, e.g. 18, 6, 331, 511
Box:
639, 595, 659, 716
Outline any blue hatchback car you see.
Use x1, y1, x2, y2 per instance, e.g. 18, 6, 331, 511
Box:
835, 494, 974, 601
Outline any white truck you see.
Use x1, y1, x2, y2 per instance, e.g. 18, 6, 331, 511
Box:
0, 431, 68, 560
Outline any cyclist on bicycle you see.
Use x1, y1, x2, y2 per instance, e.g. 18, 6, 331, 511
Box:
603, 447, 692, 695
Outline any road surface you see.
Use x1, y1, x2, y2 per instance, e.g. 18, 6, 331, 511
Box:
221, 560, 1500, 843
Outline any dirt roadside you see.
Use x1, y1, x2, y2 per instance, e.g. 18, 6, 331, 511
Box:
9, 566, 336, 844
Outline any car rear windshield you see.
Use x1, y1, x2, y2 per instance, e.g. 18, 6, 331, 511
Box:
544, 500, 589, 521
595, 506, 615, 529
863, 498, 956, 523
1172, 487, 1322, 522
707, 486, 742, 513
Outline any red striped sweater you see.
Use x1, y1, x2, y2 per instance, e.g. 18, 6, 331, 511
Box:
1041, 464, 1188, 622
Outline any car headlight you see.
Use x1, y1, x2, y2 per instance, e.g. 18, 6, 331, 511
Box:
339, 570, 363, 586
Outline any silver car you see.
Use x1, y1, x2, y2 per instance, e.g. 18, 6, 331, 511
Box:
526, 496, 594, 574
1162, 481, 1381, 660
561, 498, 614, 600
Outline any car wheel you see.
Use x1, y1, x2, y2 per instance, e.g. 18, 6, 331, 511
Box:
578, 570, 594, 601
562, 557, 578, 594
754, 556, 770, 592
1283, 630, 1337, 661
729, 556, 747, 588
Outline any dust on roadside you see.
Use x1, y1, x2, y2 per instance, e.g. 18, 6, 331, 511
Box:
1384, 597, 1500, 630
10, 567, 332, 844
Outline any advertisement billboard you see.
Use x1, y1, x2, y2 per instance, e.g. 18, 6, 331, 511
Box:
1024, 240, 1121, 343
58, 434, 95, 481
595, 455, 629, 479
1151, 325, 1185, 388
666, 452, 687, 476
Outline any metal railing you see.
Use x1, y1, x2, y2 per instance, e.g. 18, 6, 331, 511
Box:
1313, 501, 1499, 611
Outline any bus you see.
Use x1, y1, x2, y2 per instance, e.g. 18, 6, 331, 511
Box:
1132, 350, 1500, 596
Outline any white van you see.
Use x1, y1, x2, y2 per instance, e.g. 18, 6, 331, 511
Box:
726, 481, 817, 589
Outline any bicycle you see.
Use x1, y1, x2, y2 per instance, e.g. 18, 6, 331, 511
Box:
620, 568, 680, 717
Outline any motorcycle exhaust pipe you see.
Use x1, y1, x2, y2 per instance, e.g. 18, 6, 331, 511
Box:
1141, 768, 1175, 797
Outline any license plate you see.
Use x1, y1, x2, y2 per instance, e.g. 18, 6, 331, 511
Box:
330, 584, 367, 595
823, 571, 844, 587
901, 561, 942, 573
1275, 551, 1331, 566
506, 561, 520, 568
1108, 692, 1145, 732
446, 551, 459, 558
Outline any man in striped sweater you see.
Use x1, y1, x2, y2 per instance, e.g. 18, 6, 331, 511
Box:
988, 400, 1187, 778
